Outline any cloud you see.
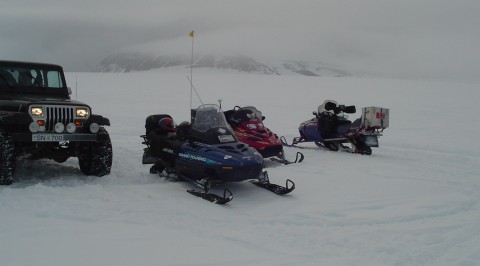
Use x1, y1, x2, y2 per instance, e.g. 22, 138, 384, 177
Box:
1, 0, 479, 80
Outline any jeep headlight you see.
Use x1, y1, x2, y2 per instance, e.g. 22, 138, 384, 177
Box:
31, 107, 44, 117
76, 108, 89, 118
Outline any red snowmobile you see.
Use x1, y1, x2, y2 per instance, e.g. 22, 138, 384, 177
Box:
224, 106, 303, 164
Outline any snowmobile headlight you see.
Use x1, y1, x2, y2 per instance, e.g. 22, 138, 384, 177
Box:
76, 107, 89, 118
31, 107, 44, 117
247, 124, 257, 129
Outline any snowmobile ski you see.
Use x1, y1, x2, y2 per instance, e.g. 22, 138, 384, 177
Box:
179, 174, 234, 204
187, 188, 233, 205
151, 169, 234, 204
269, 151, 304, 165
280, 136, 300, 148
250, 171, 295, 195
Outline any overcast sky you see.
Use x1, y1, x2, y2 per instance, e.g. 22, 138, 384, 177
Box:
1, 0, 479, 80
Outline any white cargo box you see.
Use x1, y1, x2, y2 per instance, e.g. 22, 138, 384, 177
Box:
361, 107, 389, 129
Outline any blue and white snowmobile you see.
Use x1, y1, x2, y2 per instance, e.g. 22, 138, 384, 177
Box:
141, 104, 295, 204
282, 100, 388, 155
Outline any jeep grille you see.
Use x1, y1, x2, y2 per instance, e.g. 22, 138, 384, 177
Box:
45, 106, 74, 131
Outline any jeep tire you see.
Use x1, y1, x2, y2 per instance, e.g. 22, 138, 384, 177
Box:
78, 128, 112, 176
0, 131, 15, 185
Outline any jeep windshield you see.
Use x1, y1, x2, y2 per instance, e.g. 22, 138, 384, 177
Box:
0, 66, 64, 88
0, 62, 68, 96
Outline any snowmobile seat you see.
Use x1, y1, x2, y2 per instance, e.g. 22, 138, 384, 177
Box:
228, 109, 254, 126
147, 129, 183, 164
145, 114, 173, 135
176, 121, 191, 140
318, 112, 337, 138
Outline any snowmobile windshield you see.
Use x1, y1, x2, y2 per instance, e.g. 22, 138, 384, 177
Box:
243, 106, 263, 121
191, 104, 237, 144
192, 104, 232, 132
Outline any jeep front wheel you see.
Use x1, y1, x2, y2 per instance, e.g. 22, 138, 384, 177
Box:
78, 128, 112, 176
0, 131, 15, 185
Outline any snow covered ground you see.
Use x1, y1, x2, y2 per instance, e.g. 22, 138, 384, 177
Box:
1, 69, 479, 265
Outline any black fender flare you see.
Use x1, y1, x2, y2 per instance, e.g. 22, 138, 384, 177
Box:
85, 114, 110, 127
0, 112, 32, 132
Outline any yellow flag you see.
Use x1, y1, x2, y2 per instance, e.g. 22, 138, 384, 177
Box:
188, 31, 194, 38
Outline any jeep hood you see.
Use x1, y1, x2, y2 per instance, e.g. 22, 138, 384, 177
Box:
0, 94, 89, 113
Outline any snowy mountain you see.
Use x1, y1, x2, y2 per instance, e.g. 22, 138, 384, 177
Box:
96, 52, 350, 77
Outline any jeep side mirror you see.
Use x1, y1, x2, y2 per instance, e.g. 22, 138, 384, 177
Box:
67, 87, 72, 95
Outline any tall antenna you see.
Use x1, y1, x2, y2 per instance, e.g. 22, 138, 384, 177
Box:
187, 75, 203, 105
75, 75, 78, 99
189, 30, 195, 116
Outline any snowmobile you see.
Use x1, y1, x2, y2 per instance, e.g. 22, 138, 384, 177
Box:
141, 104, 295, 204
223, 106, 304, 165
282, 100, 389, 155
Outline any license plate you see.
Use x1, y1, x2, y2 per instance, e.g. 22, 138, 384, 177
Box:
32, 134, 64, 142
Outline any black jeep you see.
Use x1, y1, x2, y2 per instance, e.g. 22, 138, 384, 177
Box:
0, 60, 112, 185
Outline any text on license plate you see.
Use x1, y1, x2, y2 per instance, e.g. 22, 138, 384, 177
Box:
32, 134, 64, 142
